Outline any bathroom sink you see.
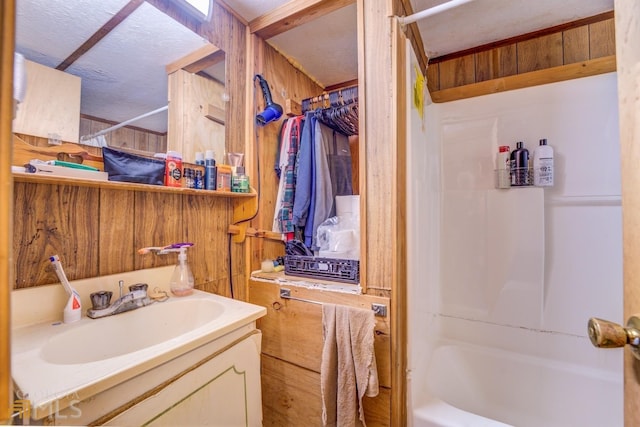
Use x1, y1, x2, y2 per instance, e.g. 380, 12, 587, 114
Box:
12, 285, 266, 419
41, 298, 224, 364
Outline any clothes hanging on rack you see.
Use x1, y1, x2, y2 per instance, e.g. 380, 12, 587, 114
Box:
274, 86, 358, 247
273, 117, 303, 235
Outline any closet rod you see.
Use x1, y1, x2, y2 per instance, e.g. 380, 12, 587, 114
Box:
301, 85, 358, 109
279, 288, 387, 317
399, 0, 475, 25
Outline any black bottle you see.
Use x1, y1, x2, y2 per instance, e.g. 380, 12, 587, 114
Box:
510, 141, 530, 186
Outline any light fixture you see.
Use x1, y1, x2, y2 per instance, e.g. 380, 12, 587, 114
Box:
172, 0, 212, 21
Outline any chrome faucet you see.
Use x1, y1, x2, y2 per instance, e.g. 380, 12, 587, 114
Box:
87, 282, 154, 319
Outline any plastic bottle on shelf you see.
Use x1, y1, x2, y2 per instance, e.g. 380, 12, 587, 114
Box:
165, 151, 183, 187
496, 145, 511, 189
510, 141, 530, 186
533, 138, 554, 187
204, 150, 217, 191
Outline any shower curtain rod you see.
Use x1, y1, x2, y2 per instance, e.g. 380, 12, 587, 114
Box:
398, 0, 475, 26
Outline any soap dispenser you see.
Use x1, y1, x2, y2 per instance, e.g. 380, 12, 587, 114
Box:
170, 246, 194, 296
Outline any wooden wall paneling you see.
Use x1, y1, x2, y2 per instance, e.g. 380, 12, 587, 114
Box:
589, 18, 616, 59
249, 280, 391, 387
133, 192, 183, 270
261, 354, 323, 426
98, 189, 135, 276
249, 40, 323, 272
13, 183, 100, 288
426, 62, 440, 93
361, 0, 394, 293
516, 32, 563, 74
562, 25, 589, 64
391, 17, 408, 426
183, 195, 233, 296
12, 60, 81, 143
362, 386, 392, 427
439, 54, 475, 90
475, 44, 517, 82
111, 126, 136, 150
1, 0, 14, 418
261, 354, 391, 427
134, 130, 151, 152
431, 55, 616, 103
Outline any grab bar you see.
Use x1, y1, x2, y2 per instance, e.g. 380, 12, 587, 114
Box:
279, 288, 387, 317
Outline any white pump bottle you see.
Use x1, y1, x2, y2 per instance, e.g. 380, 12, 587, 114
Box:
169, 246, 194, 296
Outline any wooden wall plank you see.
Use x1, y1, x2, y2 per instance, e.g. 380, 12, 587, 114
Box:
98, 189, 135, 275
133, 192, 183, 270
13, 183, 100, 288
563, 26, 590, 64
183, 195, 233, 296
439, 54, 475, 90
517, 33, 563, 73
431, 55, 616, 103
475, 45, 517, 82
426, 62, 440, 93
1, 0, 15, 419
261, 354, 391, 427
261, 354, 323, 426
589, 18, 616, 59
249, 279, 391, 387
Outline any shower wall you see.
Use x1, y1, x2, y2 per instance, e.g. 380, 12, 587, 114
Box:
407, 70, 623, 412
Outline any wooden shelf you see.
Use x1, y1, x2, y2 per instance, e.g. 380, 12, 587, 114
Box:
12, 172, 257, 198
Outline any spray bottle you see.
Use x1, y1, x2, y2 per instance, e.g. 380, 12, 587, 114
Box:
49, 255, 82, 323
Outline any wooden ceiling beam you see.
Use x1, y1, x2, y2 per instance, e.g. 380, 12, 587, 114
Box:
249, 0, 355, 40
56, 0, 145, 71
165, 44, 225, 74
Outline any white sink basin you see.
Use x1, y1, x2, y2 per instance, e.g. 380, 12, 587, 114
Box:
41, 298, 225, 364
12, 287, 266, 418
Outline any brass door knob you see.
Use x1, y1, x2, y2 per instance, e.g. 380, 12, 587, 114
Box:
588, 316, 640, 359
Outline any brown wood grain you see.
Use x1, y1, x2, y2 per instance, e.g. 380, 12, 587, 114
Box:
589, 18, 616, 59
98, 189, 135, 276
13, 182, 100, 287
517, 33, 563, 74
431, 55, 616, 103
615, 1, 640, 425
439, 54, 475, 90
475, 45, 517, 82
1, 0, 15, 419
261, 354, 323, 426
261, 354, 391, 427
134, 192, 183, 271
563, 26, 590, 64
183, 195, 232, 295
249, 279, 391, 387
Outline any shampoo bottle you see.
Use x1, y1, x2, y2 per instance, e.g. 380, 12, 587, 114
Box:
533, 138, 554, 187
170, 247, 194, 296
496, 145, 511, 189
510, 141, 530, 186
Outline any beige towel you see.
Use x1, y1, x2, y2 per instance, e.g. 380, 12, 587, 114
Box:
321, 303, 379, 427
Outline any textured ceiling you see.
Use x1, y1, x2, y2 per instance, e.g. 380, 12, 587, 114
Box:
14, 0, 615, 134
15, 0, 211, 133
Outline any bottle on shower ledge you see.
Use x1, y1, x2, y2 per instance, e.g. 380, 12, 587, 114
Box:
510, 141, 529, 186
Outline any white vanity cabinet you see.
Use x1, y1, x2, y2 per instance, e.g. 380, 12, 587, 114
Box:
52, 328, 263, 426
105, 332, 263, 426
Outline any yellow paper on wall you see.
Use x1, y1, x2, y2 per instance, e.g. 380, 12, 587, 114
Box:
413, 64, 425, 118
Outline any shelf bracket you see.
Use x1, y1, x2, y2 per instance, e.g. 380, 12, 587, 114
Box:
231, 189, 258, 243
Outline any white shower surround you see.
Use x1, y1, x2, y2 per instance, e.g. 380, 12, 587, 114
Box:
407, 55, 623, 426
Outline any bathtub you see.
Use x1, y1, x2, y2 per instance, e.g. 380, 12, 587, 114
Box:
412, 342, 622, 427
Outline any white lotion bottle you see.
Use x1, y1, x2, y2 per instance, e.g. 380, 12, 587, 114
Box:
533, 138, 554, 187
